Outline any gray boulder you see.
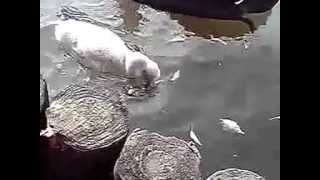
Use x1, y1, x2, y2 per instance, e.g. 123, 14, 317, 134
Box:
114, 128, 202, 180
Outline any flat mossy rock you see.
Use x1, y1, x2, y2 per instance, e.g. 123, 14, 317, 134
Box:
46, 78, 129, 151
114, 128, 202, 180
206, 168, 266, 180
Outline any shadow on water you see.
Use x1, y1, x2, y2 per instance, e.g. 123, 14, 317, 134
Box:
170, 10, 272, 38
117, 0, 274, 38
133, 0, 278, 35
40, 135, 127, 180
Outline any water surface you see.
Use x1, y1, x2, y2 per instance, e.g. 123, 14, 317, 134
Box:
40, 0, 280, 179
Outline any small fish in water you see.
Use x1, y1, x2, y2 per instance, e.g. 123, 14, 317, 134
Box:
40, 127, 55, 138
269, 116, 280, 121
219, 118, 245, 135
189, 123, 202, 146
169, 70, 180, 82
168, 36, 186, 43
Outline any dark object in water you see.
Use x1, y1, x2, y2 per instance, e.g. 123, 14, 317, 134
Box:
113, 128, 202, 180
237, 0, 279, 13
206, 168, 266, 180
133, 0, 279, 32
41, 78, 130, 180
40, 136, 126, 180
40, 74, 49, 130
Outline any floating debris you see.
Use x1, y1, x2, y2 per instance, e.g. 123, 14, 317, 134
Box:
243, 40, 250, 49
234, 36, 244, 41
83, 77, 90, 82
56, 63, 63, 69
133, 31, 150, 37
209, 35, 228, 45
168, 36, 186, 43
220, 36, 233, 42
234, 0, 245, 5
189, 123, 202, 146
155, 79, 165, 85
169, 70, 180, 82
127, 88, 135, 96
185, 31, 196, 37
269, 116, 280, 121
81, 1, 108, 7
219, 118, 245, 135
232, 154, 239, 158
217, 61, 223, 67
40, 127, 55, 138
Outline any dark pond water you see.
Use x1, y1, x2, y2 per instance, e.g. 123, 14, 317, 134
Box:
40, 0, 280, 179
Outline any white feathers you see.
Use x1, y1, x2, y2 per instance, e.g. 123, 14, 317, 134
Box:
219, 118, 245, 135
189, 123, 202, 146
54, 19, 160, 82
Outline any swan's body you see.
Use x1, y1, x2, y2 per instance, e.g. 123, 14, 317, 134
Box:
54, 19, 160, 84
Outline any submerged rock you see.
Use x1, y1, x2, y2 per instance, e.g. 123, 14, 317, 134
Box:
114, 128, 202, 180
206, 168, 266, 180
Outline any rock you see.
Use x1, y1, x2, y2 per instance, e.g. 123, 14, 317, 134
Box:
206, 168, 266, 180
42, 76, 130, 180
40, 74, 49, 130
114, 128, 202, 180
46, 78, 129, 151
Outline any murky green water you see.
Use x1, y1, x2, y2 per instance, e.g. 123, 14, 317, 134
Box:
40, 0, 280, 179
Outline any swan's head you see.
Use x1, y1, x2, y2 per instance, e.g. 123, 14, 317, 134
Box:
125, 52, 161, 87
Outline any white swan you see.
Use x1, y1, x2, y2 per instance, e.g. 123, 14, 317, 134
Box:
54, 19, 160, 84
